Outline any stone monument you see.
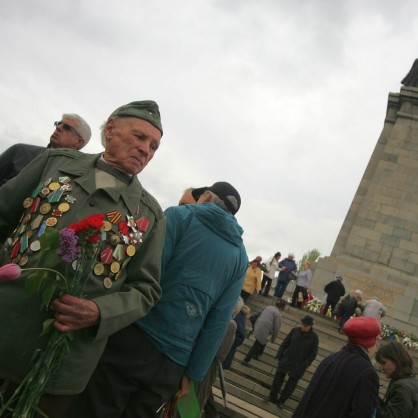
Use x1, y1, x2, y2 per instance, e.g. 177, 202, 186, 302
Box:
311, 60, 418, 332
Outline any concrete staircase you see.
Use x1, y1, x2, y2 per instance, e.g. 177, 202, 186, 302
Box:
210, 292, 418, 418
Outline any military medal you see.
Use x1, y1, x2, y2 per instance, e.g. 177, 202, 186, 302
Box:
45, 217, 58, 227
23, 197, 33, 209
136, 217, 149, 232
30, 240, 41, 252
47, 189, 63, 203
30, 214, 43, 230
103, 221, 112, 232
110, 261, 120, 274
10, 242, 20, 258
58, 202, 70, 212
19, 235, 29, 252
48, 182, 60, 191
93, 263, 105, 276
38, 220, 47, 237
112, 244, 125, 261
109, 234, 121, 246
106, 210, 122, 224
100, 247, 113, 264
126, 245, 136, 257
19, 255, 29, 266
40, 188, 50, 197
59, 176, 70, 184
118, 221, 129, 235
103, 277, 113, 289
18, 224, 26, 235
31, 184, 43, 197
39, 203, 52, 215
31, 197, 40, 213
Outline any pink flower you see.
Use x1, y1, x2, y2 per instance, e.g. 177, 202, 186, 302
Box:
0, 263, 22, 281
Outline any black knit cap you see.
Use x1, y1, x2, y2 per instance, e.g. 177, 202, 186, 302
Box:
191, 181, 241, 215
301, 315, 314, 326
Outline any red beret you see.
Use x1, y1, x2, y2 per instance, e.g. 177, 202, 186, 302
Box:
343, 317, 381, 348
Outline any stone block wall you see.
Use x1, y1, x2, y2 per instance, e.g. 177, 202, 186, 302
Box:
311, 85, 418, 333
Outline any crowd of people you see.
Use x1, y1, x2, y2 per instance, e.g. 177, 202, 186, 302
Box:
0, 107, 416, 418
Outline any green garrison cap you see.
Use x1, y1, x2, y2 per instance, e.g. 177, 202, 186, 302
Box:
108, 100, 163, 135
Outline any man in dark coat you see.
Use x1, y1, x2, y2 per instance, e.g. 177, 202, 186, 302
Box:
323, 276, 345, 316
293, 316, 381, 418
266, 315, 318, 408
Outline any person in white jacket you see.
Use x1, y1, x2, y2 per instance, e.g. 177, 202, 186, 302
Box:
259, 252, 281, 297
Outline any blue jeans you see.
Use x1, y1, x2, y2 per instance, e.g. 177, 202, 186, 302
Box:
274, 281, 288, 298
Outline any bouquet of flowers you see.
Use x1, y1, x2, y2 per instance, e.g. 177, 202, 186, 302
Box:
0, 213, 104, 418
304, 297, 322, 314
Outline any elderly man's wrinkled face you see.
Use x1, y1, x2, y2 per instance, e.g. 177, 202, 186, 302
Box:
50, 116, 85, 150
104, 117, 161, 175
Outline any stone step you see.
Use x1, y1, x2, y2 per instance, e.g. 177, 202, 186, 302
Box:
209, 293, 418, 417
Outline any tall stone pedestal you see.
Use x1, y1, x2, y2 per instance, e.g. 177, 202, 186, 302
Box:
311, 85, 418, 333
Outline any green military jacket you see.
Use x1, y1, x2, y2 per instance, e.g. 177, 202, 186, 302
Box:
0, 149, 165, 394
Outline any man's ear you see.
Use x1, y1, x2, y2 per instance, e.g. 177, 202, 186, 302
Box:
197, 191, 211, 203
104, 119, 115, 140
76, 138, 86, 150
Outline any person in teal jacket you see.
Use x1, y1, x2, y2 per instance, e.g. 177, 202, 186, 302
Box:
0, 101, 165, 418
70, 182, 249, 418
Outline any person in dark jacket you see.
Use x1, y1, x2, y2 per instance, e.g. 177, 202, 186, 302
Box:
266, 315, 318, 408
337, 289, 362, 333
293, 316, 381, 418
274, 252, 297, 298
375, 341, 418, 418
323, 276, 345, 316
223, 304, 251, 370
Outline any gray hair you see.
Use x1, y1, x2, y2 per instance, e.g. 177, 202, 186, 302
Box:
100, 120, 108, 147
207, 191, 239, 214
63, 113, 91, 144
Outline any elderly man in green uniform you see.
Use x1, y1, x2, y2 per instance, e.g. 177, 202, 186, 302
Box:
0, 101, 166, 418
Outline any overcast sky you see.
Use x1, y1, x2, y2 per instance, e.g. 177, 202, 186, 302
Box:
1, 0, 417, 263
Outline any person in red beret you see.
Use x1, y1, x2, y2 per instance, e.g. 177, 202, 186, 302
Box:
293, 317, 381, 418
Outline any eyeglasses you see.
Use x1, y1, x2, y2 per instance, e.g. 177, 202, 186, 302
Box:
54, 121, 81, 138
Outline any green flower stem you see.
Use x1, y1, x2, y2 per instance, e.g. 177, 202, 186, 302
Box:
0, 330, 70, 418
22, 267, 69, 292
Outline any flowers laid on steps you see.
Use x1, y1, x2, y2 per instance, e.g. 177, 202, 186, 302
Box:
302, 298, 418, 351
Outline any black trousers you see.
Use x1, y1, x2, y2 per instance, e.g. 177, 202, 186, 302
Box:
270, 368, 302, 402
244, 339, 266, 363
67, 325, 185, 418
260, 274, 273, 297
291, 286, 306, 308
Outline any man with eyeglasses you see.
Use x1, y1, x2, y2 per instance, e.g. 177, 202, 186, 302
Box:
0, 113, 91, 185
